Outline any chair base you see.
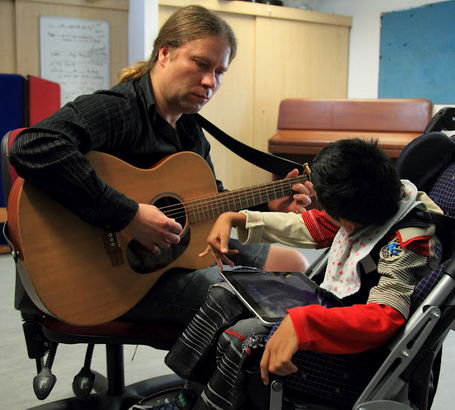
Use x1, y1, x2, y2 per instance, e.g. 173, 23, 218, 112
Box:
28, 373, 183, 410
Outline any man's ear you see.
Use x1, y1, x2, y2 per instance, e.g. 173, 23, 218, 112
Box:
157, 46, 171, 66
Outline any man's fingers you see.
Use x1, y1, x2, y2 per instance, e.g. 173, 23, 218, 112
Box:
294, 194, 312, 208
166, 218, 183, 233
286, 168, 299, 178
160, 232, 179, 246
148, 243, 161, 255
166, 229, 182, 242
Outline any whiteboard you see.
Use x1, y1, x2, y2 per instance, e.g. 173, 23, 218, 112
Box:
40, 16, 110, 105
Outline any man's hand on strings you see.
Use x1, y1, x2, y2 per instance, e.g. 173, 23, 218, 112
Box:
268, 169, 315, 214
199, 212, 246, 270
121, 203, 182, 254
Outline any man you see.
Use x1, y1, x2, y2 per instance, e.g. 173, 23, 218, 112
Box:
10, 5, 310, 326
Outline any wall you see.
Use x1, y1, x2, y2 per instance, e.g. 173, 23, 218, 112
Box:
310, 0, 452, 110
378, 2, 455, 104
0, 0, 16, 73
128, 0, 158, 65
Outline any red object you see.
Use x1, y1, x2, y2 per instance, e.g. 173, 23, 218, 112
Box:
301, 209, 339, 248
288, 302, 405, 354
27, 75, 61, 126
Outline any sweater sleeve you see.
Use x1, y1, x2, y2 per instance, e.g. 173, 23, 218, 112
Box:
10, 91, 140, 231
237, 208, 339, 248
287, 302, 405, 354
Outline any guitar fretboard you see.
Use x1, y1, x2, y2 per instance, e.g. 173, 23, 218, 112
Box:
181, 174, 308, 223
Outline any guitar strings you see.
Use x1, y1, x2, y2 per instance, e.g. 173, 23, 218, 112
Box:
157, 175, 307, 215
161, 175, 308, 218
156, 175, 309, 220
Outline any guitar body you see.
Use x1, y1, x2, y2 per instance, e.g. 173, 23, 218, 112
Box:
10, 151, 218, 325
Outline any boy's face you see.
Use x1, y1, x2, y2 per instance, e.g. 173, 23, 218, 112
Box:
312, 183, 363, 235
326, 214, 363, 235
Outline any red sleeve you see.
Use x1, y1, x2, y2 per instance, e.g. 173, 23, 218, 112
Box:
287, 303, 405, 354
301, 209, 339, 248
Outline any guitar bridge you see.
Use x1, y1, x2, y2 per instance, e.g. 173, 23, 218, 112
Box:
103, 231, 124, 267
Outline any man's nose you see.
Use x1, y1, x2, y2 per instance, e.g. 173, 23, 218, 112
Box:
201, 71, 216, 89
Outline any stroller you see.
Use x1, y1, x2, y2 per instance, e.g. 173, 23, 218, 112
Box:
263, 107, 455, 410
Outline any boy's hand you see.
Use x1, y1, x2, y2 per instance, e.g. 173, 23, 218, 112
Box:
199, 212, 246, 270
268, 169, 314, 214
260, 315, 299, 385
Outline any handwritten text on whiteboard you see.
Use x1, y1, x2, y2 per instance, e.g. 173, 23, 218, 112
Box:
40, 16, 110, 105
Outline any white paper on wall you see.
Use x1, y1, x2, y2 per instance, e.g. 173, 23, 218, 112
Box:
40, 16, 109, 105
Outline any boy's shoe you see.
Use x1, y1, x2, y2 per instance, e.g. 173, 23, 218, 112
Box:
175, 388, 196, 409
131, 387, 196, 410
131, 404, 178, 410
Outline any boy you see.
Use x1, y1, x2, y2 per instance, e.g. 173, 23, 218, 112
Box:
164, 139, 442, 409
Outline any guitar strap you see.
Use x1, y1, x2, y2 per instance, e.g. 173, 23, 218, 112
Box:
196, 114, 305, 177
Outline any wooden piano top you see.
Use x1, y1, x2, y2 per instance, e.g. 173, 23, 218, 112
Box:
269, 98, 432, 158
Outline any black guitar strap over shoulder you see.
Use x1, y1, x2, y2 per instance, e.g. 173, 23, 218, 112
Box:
196, 114, 305, 177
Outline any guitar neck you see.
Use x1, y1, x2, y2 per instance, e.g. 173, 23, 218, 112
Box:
186, 174, 308, 223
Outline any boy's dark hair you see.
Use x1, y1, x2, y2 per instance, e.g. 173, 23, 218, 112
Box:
311, 138, 402, 226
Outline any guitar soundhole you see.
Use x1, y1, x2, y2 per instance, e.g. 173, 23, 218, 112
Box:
127, 196, 189, 274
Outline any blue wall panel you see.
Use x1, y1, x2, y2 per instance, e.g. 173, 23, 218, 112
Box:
0, 74, 26, 207
378, 1, 455, 104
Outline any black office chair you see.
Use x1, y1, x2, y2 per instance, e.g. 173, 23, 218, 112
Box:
2, 128, 184, 410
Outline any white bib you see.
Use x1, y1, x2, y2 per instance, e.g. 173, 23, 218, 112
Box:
320, 180, 420, 298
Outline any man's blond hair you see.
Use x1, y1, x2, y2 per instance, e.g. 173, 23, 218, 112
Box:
118, 5, 237, 83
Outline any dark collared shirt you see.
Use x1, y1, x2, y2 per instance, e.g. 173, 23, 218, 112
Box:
11, 74, 224, 231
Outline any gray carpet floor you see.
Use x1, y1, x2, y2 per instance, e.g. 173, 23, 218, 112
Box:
1, 251, 454, 409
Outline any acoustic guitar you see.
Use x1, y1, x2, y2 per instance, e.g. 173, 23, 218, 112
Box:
8, 151, 309, 325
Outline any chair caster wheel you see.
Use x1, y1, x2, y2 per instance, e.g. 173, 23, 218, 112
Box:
92, 370, 108, 393
72, 366, 95, 398
33, 367, 57, 400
